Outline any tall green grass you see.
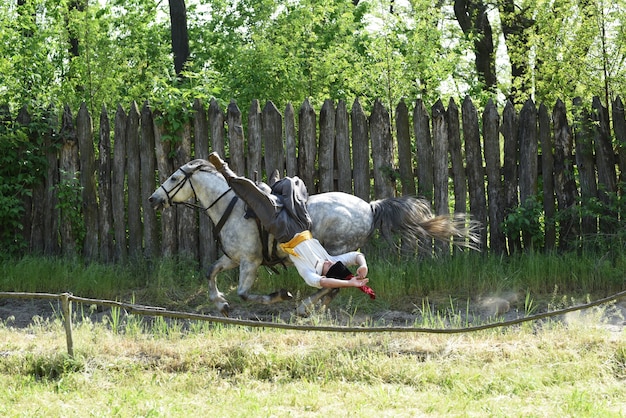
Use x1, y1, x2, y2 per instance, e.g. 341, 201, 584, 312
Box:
1, 248, 624, 310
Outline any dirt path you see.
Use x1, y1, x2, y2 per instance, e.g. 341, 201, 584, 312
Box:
1, 294, 625, 333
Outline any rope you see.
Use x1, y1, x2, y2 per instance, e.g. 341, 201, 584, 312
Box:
2, 289, 625, 334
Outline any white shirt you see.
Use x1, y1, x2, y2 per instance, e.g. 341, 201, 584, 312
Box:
288, 237, 364, 288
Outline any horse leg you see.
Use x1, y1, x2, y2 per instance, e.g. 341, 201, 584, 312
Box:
296, 288, 339, 316
206, 255, 239, 316
236, 260, 293, 305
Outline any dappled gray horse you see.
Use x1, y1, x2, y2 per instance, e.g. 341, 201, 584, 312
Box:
149, 159, 480, 316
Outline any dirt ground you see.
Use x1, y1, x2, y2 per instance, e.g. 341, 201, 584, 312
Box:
1, 291, 625, 333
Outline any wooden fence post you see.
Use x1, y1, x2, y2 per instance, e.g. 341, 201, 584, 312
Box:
140, 102, 158, 260
462, 97, 487, 250
501, 100, 520, 253
592, 96, 618, 233
552, 99, 579, 249
351, 98, 370, 201
228, 100, 246, 174
335, 99, 352, 193
126, 102, 142, 259
298, 99, 317, 192
370, 99, 395, 199
518, 99, 538, 249
208, 98, 225, 157
194, 98, 217, 268
539, 103, 556, 251
61, 293, 74, 357
318, 99, 335, 192
60, 105, 79, 257
573, 97, 597, 236
112, 105, 128, 262
43, 105, 60, 256
77, 103, 98, 261
153, 110, 177, 257
447, 98, 466, 216
285, 103, 298, 178
413, 99, 433, 202
174, 120, 198, 260
98, 105, 114, 262
396, 99, 415, 196
247, 100, 263, 179
483, 99, 506, 254
263, 101, 284, 179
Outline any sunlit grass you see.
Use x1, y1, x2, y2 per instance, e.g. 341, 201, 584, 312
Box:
0, 313, 624, 417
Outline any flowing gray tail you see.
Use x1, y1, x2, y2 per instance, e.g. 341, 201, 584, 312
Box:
370, 196, 481, 251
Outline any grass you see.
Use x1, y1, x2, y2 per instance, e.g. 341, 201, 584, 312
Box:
0, 312, 624, 417
0, 250, 625, 415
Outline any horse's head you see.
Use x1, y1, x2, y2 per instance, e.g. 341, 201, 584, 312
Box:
148, 159, 217, 210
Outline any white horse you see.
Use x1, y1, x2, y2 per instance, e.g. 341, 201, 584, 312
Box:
149, 159, 480, 316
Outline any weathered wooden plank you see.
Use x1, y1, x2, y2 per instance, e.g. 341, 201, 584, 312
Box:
335, 99, 352, 193
153, 110, 176, 257
573, 97, 597, 235
284, 103, 297, 177
501, 100, 520, 252
77, 103, 98, 261
16, 107, 41, 254
413, 99, 433, 202
613, 96, 626, 189
98, 105, 114, 262
592, 96, 617, 233
462, 96, 487, 250
483, 99, 506, 254
396, 99, 415, 196
351, 98, 370, 200
194, 98, 216, 268
59, 105, 79, 257
298, 99, 317, 192
174, 121, 198, 259
318, 99, 335, 192
447, 98, 466, 215
208, 98, 225, 157
193, 98, 209, 160
539, 103, 556, 251
518, 99, 538, 249
247, 100, 262, 179
140, 102, 158, 260
432, 99, 449, 218
370, 99, 395, 199
262, 101, 284, 179
112, 104, 128, 262
552, 99, 579, 249
227, 100, 245, 175
43, 105, 60, 256
126, 102, 142, 259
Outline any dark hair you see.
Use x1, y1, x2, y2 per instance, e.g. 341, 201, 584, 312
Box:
326, 261, 353, 279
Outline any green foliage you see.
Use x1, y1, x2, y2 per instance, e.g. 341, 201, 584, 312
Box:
56, 169, 85, 249
0, 109, 49, 255
502, 196, 545, 249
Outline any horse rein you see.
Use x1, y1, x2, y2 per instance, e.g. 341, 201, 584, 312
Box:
161, 167, 230, 212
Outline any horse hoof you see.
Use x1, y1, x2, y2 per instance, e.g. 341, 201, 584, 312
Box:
219, 303, 230, 317
280, 289, 293, 300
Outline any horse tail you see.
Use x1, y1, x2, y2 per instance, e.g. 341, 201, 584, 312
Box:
369, 196, 481, 251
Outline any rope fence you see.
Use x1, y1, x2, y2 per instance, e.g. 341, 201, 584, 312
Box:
1, 290, 625, 357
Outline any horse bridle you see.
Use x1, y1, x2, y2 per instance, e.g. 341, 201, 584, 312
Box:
160, 166, 231, 212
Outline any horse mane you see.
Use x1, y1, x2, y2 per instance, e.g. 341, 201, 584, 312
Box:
187, 159, 219, 174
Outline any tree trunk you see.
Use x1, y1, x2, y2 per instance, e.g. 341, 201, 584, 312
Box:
169, 0, 190, 76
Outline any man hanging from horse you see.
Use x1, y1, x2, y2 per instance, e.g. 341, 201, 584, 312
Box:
208, 152, 375, 299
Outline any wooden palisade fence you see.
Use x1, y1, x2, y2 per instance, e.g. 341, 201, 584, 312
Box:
6, 95, 626, 267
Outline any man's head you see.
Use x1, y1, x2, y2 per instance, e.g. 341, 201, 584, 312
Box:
315, 260, 352, 278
